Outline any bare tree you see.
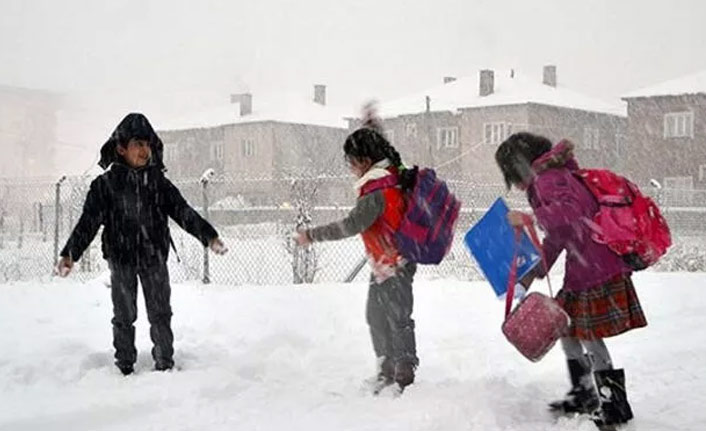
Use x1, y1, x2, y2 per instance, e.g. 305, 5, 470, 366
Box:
287, 178, 319, 284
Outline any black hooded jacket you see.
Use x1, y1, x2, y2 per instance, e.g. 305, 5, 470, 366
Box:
60, 113, 218, 267
99, 112, 165, 170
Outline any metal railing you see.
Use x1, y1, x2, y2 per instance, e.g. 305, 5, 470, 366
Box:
0, 172, 705, 284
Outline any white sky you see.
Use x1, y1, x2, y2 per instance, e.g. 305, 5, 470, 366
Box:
2, 0, 706, 172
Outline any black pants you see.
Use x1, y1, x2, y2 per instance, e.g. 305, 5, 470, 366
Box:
109, 261, 174, 368
366, 263, 418, 366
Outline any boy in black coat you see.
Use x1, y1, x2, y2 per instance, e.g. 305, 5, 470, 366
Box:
56, 113, 227, 375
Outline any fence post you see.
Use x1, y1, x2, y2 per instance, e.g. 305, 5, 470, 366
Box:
649, 178, 664, 210
39, 203, 47, 242
200, 169, 213, 284
33, 202, 38, 232
53, 176, 66, 266
0, 210, 4, 249
17, 217, 23, 249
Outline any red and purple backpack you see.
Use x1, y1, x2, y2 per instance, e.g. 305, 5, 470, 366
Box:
575, 169, 672, 270
361, 167, 461, 264
400, 168, 461, 264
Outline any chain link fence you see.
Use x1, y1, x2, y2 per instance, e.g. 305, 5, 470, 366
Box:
1, 173, 705, 284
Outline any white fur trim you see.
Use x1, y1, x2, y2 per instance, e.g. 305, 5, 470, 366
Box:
354, 159, 393, 193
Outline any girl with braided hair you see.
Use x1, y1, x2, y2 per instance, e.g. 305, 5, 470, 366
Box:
294, 121, 418, 394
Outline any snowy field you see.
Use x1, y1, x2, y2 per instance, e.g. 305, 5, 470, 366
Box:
0, 272, 704, 431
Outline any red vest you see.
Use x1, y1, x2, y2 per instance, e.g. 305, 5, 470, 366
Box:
359, 172, 405, 267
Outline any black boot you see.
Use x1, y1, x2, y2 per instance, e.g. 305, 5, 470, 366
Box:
375, 356, 395, 384
593, 369, 633, 429
380, 357, 395, 382
116, 362, 134, 376
394, 361, 416, 388
368, 356, 395, 395
154, 360, 174, 372
550, 357, 599, 414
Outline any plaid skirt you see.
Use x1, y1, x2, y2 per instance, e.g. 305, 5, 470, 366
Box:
555, 276, 647, 340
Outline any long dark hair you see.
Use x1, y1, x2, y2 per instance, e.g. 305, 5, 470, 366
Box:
344, 102, 416, 190
343, 127, 416, 191
495, 132, 553, 189
343, 128, 402, 167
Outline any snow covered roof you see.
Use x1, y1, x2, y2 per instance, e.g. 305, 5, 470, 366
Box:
377, 71, 626, 118
158, 92, 349, 131
0, 84, 62, 102
622, 70, 706, 99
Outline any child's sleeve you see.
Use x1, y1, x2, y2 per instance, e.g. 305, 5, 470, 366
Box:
536, 227, 570, 277
532, 180, 585, 277
163, 178, 219, 245
307, 191, 384, 242
60, 178, 105, 261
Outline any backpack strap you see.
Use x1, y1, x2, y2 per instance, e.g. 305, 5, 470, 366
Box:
359, 175, 398, 196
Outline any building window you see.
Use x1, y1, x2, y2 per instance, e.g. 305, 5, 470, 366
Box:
583, 127, 601, 150
437, 127, 459, 148
211, 141, 224, 161
164, 144, 178, 163
615, 133, 624, 160
664, 176, 693, 189
384, 129, 395, 145
483, 122, 511, 145
664, 112, 694, 138
242, 139, 255, 157
699, 165, 706, 182
185, 136, 196, 150
663, 176, 694, 205
406, 123, 417, 138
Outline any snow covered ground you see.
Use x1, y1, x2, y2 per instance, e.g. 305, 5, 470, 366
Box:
0, 272, 704, 431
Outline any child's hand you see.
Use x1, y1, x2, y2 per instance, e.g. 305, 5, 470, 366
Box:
55, 256, 73, 277
209, 238, 229, 255
293, 230, 312, 246
507, 210, 532, 227
513, 283, 527, 300
519, 271, 536, 290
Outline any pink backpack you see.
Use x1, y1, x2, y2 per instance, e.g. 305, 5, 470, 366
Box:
501, 215, 570, 362
574, 169, 671, 270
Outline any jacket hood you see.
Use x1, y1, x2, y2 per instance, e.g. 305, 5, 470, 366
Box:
531, 139, 578, 174
354, 159, 393, 193
99, 113, 164, 170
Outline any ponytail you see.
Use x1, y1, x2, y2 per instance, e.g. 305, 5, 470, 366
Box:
376, 137, 415, 191
345, 101, 416, 191
380, 140, 402, 168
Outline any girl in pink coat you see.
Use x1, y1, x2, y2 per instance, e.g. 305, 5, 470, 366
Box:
496, 133, 647, 429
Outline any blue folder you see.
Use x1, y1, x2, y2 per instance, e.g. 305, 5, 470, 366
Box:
464, 198, 541, 297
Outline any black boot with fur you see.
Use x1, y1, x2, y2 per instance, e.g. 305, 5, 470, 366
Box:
550, 356, 600, 415
593, 369, 633, 429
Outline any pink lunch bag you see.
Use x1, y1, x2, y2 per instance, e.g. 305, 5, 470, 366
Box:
500, 215, 570, 362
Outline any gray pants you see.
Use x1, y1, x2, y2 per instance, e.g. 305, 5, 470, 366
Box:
109, 261, 174, 368
561, 337, 613, 371
366, 263, 418, 366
